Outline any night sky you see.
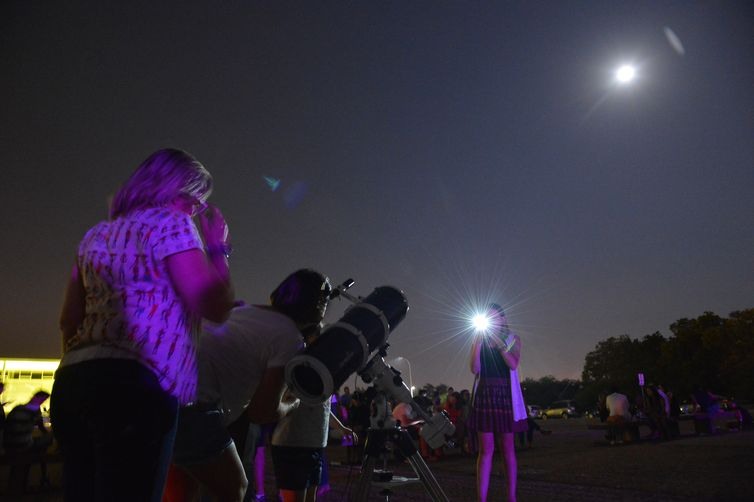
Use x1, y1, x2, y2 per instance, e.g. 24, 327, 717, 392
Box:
2, 1, 753, 392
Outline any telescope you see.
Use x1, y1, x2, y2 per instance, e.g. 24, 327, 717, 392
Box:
285, 279, 409, 404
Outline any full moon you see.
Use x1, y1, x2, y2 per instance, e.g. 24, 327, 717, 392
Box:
615, 64, 636, 84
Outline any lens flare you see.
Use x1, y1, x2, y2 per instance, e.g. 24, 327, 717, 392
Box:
471, 313, 491, 332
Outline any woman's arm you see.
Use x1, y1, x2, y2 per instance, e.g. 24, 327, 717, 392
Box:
246, 367, 299, 424
166, 204, 234, 323
166, 249, 234, 323
59, 261, 85, 351
501, 334, 521, 370
487, 331, 521, 370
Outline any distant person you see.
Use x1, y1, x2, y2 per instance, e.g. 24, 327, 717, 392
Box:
644, 385, 669, 440
347, 392, 371, 436
444, 392, 464, 447
440, 386, 455, 406
3, 390, 53, 454
605, 387, 632, 444
661, 385, 681, 438
517, 408, 550, 449
339, 386, 352, 412
468, 304, 527, 502
413, 389, 433, 416
52, 148, 234, 501
690, 385, 742, 433
3, 390, 54, 489
459, 389, 472, 454
691, 385, 724, 415
596, 392, 609, 422
166, 269, 332, 502
655, 385, 671, 417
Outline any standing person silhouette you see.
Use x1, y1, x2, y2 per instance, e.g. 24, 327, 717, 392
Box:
468, 304, 527, 502
52, 148, 234, 501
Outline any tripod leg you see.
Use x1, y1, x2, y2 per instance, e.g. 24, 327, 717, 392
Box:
354, 454, 377, 502
405, 451, 450, 502
391, 429, 449, 502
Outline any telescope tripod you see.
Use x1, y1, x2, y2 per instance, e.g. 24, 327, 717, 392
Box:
353, 426, 449, 502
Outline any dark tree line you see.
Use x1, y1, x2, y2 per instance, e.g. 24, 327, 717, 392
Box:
520, 376, 580, 408
515, 308, 754, 411
577, 308, 754, 409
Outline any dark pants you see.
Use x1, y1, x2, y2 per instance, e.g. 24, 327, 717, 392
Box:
51, 359, 178, 502
517, 417, 540, 446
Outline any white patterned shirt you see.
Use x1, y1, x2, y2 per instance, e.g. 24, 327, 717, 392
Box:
60, 207, 204, 404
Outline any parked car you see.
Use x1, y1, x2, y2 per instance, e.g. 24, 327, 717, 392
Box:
542, 400, 579, 419
527, 405, 542, 419
679, 401, 697, 416
582, 408, 601, 420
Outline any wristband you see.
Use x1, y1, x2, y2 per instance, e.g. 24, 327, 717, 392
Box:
207, 243, 232, 259
501, 332, 516, 352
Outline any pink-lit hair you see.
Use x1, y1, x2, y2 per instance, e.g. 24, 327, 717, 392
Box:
109, 148, 213, 219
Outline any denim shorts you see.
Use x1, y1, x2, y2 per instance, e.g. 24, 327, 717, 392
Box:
172, 405, 233, 466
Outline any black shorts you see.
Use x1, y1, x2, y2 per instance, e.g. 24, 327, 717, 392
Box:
271, 446, 323, 490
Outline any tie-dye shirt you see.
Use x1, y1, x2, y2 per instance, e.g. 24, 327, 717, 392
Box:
60, 207, 204, 404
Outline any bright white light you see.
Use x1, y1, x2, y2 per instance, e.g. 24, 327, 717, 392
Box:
615, 64, 636, 84
471, 313, 490, 331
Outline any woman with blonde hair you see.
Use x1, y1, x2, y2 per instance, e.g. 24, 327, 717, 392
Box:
51, 148, 234, 501
468, 304, 527, 502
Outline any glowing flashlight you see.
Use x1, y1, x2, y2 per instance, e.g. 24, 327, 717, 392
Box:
471, 313, 491, 332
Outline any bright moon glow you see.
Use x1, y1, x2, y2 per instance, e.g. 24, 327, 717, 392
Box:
615, 64, 636, 84
471, 313, 491, 331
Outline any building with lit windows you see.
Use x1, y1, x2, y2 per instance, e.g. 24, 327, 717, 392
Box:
0, 358, 60, 415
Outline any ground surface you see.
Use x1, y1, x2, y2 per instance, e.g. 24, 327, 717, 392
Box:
3, 416, 752, 501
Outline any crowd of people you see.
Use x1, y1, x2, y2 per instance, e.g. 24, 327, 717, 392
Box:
596, 383, 752, 444
0, 149, 531, 501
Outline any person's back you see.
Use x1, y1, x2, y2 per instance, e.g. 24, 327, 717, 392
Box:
196, 304, 303, 425
63, 206, 210, 403
605, 392, 631, 419
3, 405, 40, 452
3, 391, 51, 454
